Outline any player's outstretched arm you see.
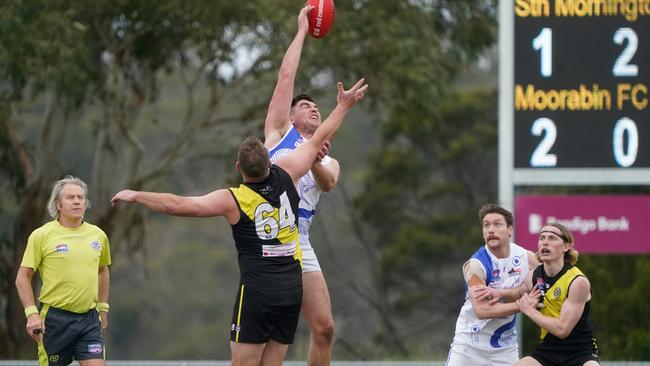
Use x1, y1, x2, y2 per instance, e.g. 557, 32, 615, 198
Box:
277, 78, 368, 183
264, 5, 314, 148
111, 189, 239, 223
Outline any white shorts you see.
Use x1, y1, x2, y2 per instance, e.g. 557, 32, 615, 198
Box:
446, 342, 518, 366
300, 239, 321, 273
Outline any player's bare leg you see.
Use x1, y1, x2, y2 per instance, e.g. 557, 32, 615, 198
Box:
514, 357, 543, 366
302, 271, 334, 366
260, 340, 289, 366
231, 342, 265, 366
79, 360, 104, 366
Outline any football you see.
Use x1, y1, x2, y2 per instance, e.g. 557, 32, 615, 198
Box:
307, 0, 335, 39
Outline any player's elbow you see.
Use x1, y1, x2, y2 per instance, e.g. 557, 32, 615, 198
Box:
319, 179, 336, 192
554, 326, 572, 339
162, 198, 189, 216
15, 268, 29, 288
277, 68, 294, 82
161, 202, 177, 215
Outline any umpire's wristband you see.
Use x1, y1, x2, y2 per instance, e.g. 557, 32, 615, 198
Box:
96, 302, 109, 313
24, 305, 39, 318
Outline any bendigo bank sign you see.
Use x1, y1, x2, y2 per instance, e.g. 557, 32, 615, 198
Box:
515, 195, 650, 253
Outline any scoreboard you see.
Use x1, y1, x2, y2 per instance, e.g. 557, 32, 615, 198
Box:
501, 0, 650, 185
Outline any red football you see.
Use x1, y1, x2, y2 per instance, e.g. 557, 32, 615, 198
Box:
306, 0, 335, 39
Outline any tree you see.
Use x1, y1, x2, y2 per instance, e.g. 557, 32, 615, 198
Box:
0, 0, 295, 356
1, 0, 500, 358
348, 87, 499, 356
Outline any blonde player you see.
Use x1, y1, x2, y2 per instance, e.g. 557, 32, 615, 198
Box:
513, 223, 600, 366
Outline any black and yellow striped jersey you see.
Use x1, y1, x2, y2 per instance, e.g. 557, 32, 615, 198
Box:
229, 165, 302, 288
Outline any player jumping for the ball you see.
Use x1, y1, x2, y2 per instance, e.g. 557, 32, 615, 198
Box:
264, 5, 348, 366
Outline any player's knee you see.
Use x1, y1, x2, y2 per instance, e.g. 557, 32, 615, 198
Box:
312, 318, 334, 342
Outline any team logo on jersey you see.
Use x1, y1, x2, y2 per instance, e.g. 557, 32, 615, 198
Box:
88, 343, 103, 353
512, 255, 522, 266
49, 355, 60, 362
553, 287, 561, 299
55, 244, 69, 253
491, 269, 501, 282
90, 240, 101, 251
470, 324, 481, 345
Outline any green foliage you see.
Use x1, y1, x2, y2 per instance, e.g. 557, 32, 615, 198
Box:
0, 0, 512, 360
352, 88, 499, 354
1, 0, 95, 107
109, 220, 239, 359
580, 256, 650, 359
0, 0, 291, 358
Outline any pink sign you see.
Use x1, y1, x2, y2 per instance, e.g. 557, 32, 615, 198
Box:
515, 195, 650, 254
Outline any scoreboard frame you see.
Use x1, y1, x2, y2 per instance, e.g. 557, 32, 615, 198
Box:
499, 0, 650, 198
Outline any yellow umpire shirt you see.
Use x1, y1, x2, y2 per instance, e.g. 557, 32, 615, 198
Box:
21, 220, 111, 313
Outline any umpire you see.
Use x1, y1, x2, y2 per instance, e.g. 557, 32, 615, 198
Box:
15, 176, 111, 366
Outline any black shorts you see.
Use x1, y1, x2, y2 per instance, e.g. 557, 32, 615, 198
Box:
38, 306, 105, 366
530, 339, 599, 366
230, 284, 302, 344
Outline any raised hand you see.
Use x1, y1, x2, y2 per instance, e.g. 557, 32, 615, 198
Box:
298, 5, 314, 35
337, 78, 368, 108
